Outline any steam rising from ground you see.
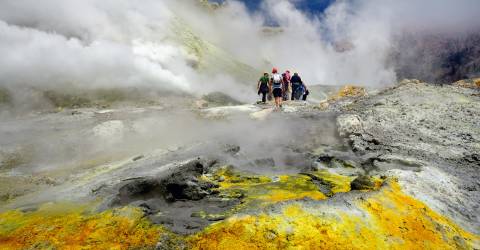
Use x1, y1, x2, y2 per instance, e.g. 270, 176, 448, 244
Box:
1, 0, 479, 100
0, 108, 339, 175
1, 0, 479, 168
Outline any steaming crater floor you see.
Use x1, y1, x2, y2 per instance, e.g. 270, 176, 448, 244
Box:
0, 81, 479, 249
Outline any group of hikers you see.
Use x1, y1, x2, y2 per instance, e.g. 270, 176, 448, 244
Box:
257, 68, 309, 109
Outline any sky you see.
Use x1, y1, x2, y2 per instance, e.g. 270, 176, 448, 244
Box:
211, 0, 334, 14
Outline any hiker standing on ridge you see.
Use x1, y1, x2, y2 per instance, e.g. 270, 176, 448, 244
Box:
282, 70, 291, 101
270, 68, 284, 109
257, 72, 270, 104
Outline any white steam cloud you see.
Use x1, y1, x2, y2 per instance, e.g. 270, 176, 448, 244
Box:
0, 0, 479, 99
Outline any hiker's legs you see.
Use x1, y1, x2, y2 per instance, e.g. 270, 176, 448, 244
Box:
272, 88, 282, 108
261, 91, 267, 103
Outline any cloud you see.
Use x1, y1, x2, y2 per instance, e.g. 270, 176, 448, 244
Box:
0, 0, 479, 101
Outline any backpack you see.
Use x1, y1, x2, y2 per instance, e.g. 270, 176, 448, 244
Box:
272, 74, 282, 89
272, 74, 282, 83
294, 84, 305, 100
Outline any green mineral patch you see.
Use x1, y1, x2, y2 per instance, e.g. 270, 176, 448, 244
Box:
43, 90, 93, 109
0, 87, 11, 105
201, 92, 243, 107
42, 88, 160, 109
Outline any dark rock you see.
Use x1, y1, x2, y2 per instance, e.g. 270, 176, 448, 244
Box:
132, 155, 144, 161
115, 178, 163, 205
105, 159, 241, 234
163, 180, 211, 201
301, 173, 334, 197
350, 175, 377, 191
317, 154, 334, 163
110, 159, 209, 206
223, 144, 240, 156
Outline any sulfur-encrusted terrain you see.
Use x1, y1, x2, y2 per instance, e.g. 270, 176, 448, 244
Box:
0, 81, 479, 249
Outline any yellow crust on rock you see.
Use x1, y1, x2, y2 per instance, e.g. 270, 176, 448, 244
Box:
207, 167, 355, 205
329, 85, 367, 101
187, 180, 479, 250
1, 171, 477, 250
0, 204, 164, 250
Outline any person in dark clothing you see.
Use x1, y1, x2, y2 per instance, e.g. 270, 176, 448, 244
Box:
257, 72, 270, 103
290, 72, 304, 100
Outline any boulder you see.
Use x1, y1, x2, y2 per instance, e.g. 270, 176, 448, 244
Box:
337, 114, 363, 137
350, 175, 381, 191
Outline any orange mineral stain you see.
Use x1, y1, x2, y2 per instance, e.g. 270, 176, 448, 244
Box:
0, 204, 164, 250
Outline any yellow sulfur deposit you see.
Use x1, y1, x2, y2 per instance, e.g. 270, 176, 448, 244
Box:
187, 180, 479, 250
0, 203, 164, 250
208, 167, 355, 205
2, 170, 477, 250
329, 85, 367, 101
454, 78, 480, 89
188, 204, 381, 250
361, 181, 479, 249
311, 170, 356, 193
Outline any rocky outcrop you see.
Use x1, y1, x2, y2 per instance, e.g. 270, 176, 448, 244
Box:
334, 80, 480, 234
392, 31, 480, 83
336, 114, 362, 137
105, 158, 240, 234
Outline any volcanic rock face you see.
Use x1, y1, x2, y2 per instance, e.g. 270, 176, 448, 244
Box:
392, 32, 480, 83
335, 80, 480, 233
104, 159, 242, 234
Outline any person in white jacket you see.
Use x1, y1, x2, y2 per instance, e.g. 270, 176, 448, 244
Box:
270, 67, 284, 110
